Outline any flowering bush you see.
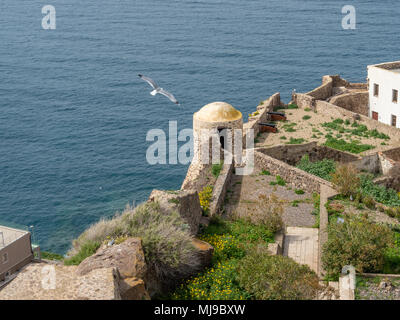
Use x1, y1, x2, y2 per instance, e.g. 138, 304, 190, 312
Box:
200, 234, 245, 262
171, 260, 249, 300
199, 185, 213, 216
171, 218, 275, 300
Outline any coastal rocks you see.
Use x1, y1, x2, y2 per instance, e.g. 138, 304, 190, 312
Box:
76, 238, 147, 279
0, 263, 121, 300
192, 238, 214, 268
119, 277, 150, 300
75, 238, 152, 300
149, 189, 202, 235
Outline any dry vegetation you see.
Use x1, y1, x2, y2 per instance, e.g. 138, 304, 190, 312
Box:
68, 201, 200, 281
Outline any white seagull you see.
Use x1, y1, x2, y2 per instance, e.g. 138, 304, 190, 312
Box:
138, 74, 180, 105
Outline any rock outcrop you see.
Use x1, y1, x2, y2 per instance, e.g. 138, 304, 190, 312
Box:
192, 238, 214, 268
0, 263, 121, 300
119, 277, 150, 300
75, 237, 150, 300
149, 189, 202, 235
76, 238, 147, 279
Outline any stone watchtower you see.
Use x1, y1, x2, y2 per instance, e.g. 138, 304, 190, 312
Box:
193, 102, 243, 165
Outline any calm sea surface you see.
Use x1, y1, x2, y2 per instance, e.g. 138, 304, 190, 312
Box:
1, 0, 399, 253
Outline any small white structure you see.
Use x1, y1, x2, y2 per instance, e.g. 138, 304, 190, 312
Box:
368, 61, 400, 127
0, 225, 34, 282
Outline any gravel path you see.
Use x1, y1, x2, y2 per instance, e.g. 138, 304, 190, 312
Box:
356, 277, 400, 300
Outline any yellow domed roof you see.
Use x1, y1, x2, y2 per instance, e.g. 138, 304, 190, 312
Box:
194, 102, 242, 122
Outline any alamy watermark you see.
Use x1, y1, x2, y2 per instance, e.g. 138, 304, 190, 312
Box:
42, 5, 56, 30
41, 265, 56, 290
342, 5, 356, 30
145, 121, 255, 175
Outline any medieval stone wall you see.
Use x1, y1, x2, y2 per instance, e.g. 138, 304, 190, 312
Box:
329, 91, 369, 116
257, 143, 359, 166
209, 162, 234, 216
254, 150, 332, 193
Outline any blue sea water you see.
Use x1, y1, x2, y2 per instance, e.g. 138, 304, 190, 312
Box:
1, 0, 399, 254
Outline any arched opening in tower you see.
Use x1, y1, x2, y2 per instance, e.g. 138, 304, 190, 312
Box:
218, 128, 227, 150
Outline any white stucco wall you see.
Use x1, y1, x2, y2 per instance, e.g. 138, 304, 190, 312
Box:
368, 64, 400, 127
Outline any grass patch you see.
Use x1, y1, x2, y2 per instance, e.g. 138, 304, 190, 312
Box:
282, 122, 297, 133
322, 119, 390, 140
324, 138, 374, 154
286, 137, 305, 144
41, 251, 64, 261
296, 155, 336, 181
287, 103, 299, 109
64, 241, 101, 266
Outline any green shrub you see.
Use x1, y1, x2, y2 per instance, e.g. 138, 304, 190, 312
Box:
322, 215, 393, 277
362, 195, 376, 209
260, 170, 271, 176
237, 253, 320, 300
276, 175, 286, 186
69, 202, 199, 280
331, 164, 360, 197
296, 155, 336, 181
212, 162, 224, 178
359, 174, 400, 207
292, 200, 300, 207
302, 115, 311, 120
384, 232, 400, 274
295, 189, 305, 195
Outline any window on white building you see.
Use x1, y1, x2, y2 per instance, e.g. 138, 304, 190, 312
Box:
374, 84, 379, 97
392, 115, 397, 127
393, 89, 398, 103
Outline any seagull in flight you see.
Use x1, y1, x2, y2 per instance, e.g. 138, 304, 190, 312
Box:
138, 74, 180, 105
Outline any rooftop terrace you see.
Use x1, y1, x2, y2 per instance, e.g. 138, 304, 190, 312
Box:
0, 226, 29, 248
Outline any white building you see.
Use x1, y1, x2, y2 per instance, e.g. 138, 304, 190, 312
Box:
368, 61, 400, 127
